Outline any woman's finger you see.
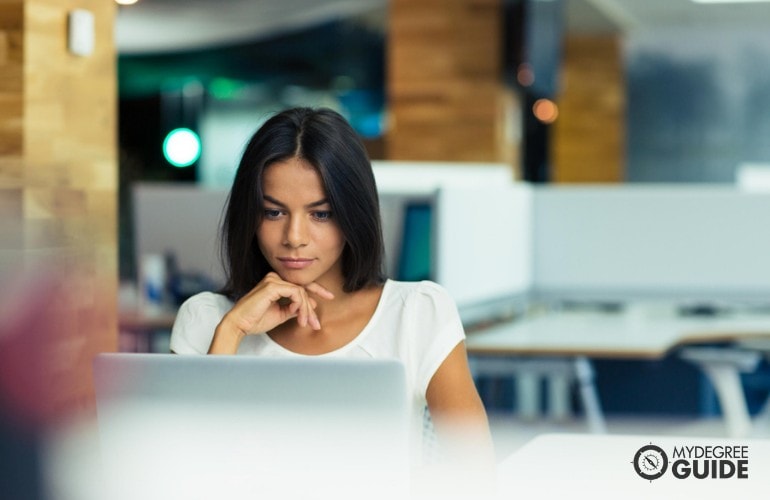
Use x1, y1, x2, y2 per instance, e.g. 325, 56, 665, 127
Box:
238, 274, 329, 332
308, 302, 321, 330
305, 282, 335, 300
296, 288, 317, 330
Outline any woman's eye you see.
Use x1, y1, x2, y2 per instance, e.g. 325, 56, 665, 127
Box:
263, 209, 283, 220
312, 211, 332, 222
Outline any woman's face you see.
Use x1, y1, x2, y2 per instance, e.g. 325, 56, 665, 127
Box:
257, 157, 346, 290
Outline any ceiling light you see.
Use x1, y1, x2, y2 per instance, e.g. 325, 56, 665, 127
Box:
163, 129, 201, 168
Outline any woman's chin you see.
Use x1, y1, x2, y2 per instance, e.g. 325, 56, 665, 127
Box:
274, 270, 314, 287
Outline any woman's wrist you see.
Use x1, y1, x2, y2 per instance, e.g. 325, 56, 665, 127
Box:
208, 315, 247, 354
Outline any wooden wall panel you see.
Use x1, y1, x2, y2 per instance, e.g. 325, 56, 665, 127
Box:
552, 35, 625, 183
0, 1, 22, 166
387, 0, 517, 166
0, 0, 117, 422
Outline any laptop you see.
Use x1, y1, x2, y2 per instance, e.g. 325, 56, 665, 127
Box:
93, 353, 410, 500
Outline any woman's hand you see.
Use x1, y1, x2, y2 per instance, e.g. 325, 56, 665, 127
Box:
208, 272, 334, 354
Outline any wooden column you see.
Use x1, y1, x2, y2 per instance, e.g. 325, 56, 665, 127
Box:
387, 0, 516, 164
552, 35, 625, 183
0, 0, 117, 421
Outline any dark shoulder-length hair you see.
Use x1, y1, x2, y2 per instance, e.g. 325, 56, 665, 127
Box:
219, 107, 385, 300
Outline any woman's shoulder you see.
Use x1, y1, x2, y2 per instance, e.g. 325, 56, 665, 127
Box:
385, 278, 450, 294
177, 291, 234, 316
383, 279, 455, 307
171, 291, 233, 355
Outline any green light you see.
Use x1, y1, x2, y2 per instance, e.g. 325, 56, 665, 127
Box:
163, 128, 201, 167
209, 78, 246, 100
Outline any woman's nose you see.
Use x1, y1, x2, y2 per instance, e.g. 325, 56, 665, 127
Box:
283, 216, 308, 248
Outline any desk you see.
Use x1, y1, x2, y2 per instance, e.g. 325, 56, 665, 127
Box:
118, 308, 176, 352
496, 433, 770, 499
466, 308, 770, 437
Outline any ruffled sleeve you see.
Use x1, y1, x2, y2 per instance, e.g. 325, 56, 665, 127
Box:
407, 281, 466, 397
169, 292, 232, 354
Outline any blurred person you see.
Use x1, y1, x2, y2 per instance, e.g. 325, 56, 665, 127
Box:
0, 268, 91, 500
0, 271, 46, 499
169, 107, 495, 496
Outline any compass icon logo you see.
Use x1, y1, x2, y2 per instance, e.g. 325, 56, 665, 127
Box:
633, 444, 669, 480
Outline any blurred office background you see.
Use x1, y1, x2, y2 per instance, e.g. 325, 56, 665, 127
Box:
112, 0, 770, 420
117, 0, 770, 275
4, 3, 770, 495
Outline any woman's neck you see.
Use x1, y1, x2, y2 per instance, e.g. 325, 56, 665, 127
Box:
313, 283, 358, 323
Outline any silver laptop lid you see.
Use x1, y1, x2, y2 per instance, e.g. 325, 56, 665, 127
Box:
93, 353, 409, 500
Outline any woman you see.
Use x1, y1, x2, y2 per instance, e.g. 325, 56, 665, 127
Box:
170, 107, 494, 474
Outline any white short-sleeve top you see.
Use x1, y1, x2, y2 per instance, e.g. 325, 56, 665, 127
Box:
169, 279, 466, 458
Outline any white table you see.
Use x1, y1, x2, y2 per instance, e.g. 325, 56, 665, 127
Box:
466, 307, 770, 437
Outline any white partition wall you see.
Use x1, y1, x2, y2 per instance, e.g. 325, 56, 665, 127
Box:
133, 183, 229, 286
134, 179, 770, 318
372, 161, 515, 196
434, 184, 534, 322
533, 185, 770, 302
373, 161, 517, 283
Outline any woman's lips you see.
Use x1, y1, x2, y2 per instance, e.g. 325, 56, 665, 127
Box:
277, 258, 314, 270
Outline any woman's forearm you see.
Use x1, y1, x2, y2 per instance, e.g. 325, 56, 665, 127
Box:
208, 316, 246, 354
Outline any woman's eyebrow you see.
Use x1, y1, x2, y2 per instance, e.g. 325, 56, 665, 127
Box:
263, 195, 329, 209
306, 198, 330, 208
263, 195, 286, 207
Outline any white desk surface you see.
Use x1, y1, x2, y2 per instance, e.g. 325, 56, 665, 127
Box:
466, 309, 770, 359
497, 433, 770, 499
466, 308, 770, 439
